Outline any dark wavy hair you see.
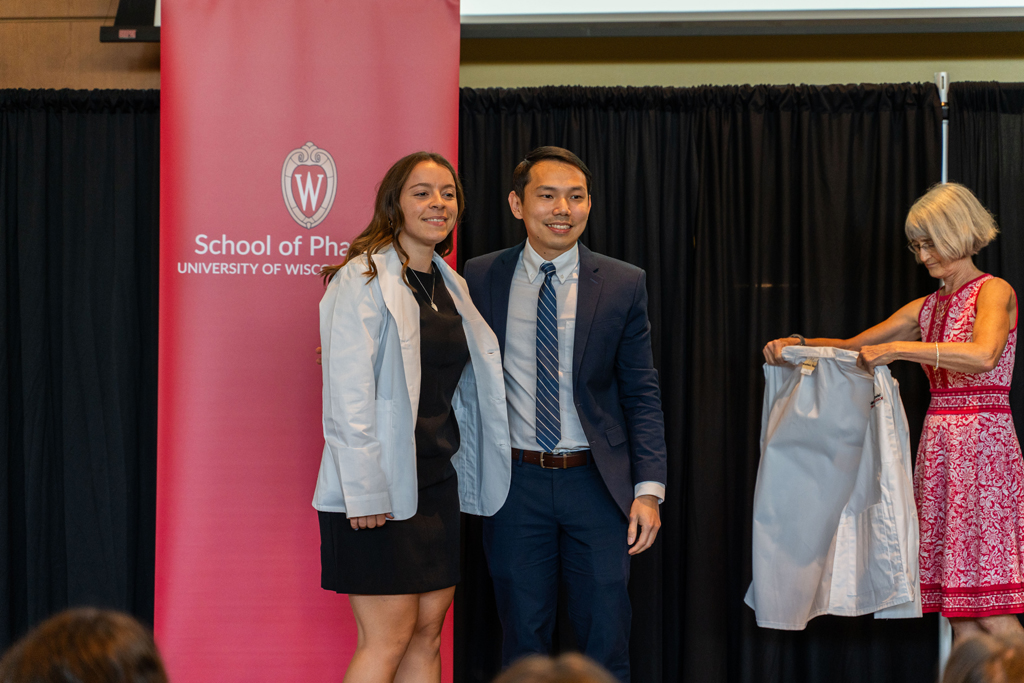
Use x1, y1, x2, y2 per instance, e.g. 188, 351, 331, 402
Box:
0, 608, 169, 683
320, 151, 464, 285
511, 146, 593, 200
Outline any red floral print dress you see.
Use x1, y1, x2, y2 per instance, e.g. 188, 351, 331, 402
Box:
915, 274, 1024, 616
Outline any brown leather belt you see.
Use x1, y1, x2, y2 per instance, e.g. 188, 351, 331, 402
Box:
512, 448, 590, 469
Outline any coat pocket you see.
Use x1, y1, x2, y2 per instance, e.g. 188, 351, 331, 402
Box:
832, 500, 905, 611
606, 423, 627, 447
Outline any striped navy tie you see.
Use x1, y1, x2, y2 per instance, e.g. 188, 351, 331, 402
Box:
536, 261, 560, 452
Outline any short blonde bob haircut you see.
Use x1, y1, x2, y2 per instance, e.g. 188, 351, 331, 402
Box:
905, 182, 998, 263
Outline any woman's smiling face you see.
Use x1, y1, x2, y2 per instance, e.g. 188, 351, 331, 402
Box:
398, 160, 458, 251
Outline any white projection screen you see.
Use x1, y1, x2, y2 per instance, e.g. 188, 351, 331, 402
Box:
460, 1, 1024, 36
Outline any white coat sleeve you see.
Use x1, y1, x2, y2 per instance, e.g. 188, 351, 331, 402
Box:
321, 266, 393, 518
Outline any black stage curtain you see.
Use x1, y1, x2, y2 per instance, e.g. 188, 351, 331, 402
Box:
457, 84, 942, 683
949, 82, 1024, 438
0, 89, 160, 649
457, 86, 698, 683
9, 83, 1024, 683
684, 84, 941, 683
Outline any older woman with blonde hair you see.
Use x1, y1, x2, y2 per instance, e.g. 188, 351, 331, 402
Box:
764, 182, 1022, 638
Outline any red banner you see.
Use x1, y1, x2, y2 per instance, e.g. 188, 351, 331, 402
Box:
156, 3, 461, 681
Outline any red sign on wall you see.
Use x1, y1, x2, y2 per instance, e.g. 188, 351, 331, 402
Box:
157, 3, 460, 681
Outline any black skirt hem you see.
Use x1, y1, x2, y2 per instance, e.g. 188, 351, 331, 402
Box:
318, 474, 460, 595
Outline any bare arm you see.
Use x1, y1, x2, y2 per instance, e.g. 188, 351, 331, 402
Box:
763, 297, 925, 365
858, 278, 1016, 373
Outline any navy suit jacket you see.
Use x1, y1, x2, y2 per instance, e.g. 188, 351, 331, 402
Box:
463, 241, 668, 518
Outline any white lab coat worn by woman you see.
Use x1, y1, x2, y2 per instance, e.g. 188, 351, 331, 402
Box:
313, 245, 511, 521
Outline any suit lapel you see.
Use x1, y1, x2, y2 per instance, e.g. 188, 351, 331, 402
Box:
490, 243, 524, 359
573, 243, 603, 381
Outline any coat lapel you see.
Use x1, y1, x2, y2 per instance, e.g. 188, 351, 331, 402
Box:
372, 248, 421, 416
435, 253, 484, 325
573, 243, 603, 381
490, 243, 524, 359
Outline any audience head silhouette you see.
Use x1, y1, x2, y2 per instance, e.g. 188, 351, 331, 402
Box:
492, 653, 618, 683
0, 608, 168, 683
942, 632, 1024, 683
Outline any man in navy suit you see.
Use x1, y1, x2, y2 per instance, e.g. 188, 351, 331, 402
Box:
463, 146, 667, 682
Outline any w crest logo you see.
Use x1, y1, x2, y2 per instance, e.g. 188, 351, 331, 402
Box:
282, 142, 337, 229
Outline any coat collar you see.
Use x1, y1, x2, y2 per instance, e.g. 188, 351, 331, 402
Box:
370, 245, 485, 328
521, 240, 579, 284
433, 252, 485, 324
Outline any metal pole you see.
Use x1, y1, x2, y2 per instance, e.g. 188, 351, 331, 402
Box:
934, 71, 953, 680
939, 615, 953, 679
935, 71, 949, 184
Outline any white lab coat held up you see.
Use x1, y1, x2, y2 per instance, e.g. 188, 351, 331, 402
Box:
312, 246, 511, 520
745, 346, 921, 630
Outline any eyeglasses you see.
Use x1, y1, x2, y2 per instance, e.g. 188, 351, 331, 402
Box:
907, 240, 937, 255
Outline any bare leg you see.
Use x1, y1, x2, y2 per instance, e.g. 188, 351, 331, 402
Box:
345, 594, 419, 683
950, 615, 1024, 639
394, 586, 456, 683
949, 617, 985, 640
978, 615, 1024, 635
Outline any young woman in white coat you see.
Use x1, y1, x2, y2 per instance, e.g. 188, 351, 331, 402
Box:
313, 152, 511, 682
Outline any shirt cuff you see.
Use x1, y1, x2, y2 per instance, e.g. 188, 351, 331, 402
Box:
634, 481, 665, 503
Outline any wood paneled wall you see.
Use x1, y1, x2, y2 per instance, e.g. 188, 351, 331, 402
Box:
0, 0, 159, 90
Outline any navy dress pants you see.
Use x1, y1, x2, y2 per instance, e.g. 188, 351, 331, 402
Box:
482, 457, 632, 682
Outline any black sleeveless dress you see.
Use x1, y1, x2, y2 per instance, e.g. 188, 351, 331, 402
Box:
318, 264, 470, 594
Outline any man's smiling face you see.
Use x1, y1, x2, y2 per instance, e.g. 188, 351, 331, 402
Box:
508, 159, 591, 261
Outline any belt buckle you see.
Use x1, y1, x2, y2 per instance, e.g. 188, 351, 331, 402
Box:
539, 451, 568, 470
